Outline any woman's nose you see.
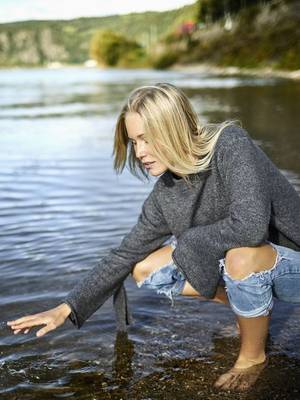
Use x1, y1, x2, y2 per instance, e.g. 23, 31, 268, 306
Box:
136, 141, 147, 158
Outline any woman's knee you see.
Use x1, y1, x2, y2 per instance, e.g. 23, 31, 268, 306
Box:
224, 248, 254, 280
225, 245, 277, 280
132, 244, 174, 283
132, 259, 151, 283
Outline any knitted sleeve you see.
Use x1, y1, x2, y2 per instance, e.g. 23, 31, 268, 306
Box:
63, 183, 171, 328
172, 133, 272, 299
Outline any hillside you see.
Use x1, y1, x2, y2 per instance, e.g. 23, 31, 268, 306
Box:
167, 0, 300, 71
0, 3, 197, 67
0, 0, 299, 72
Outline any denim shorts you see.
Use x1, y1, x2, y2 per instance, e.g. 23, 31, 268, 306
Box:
136, 236, 186, 306
219, 240, 300, 318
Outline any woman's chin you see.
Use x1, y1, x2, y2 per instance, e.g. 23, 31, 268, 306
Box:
149, 169, 166, 177
145, 163, 167, 177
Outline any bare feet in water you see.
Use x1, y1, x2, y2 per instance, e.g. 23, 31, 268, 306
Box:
214, 357, 268, 391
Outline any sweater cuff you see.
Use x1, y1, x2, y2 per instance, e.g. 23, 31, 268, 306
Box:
62, 299, 82, 329
63, 283, 133, 331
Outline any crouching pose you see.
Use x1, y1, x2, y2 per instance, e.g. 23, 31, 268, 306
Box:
8, 83, 300, 392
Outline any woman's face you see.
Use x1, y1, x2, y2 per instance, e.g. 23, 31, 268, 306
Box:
125, 112, 168, 177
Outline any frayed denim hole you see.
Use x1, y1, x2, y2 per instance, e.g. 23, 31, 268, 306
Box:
157, 287, 175, 307
173, 278, 185, 296
219, 259, 242, 283
266, 240, 286, 268
224, 270, 266, 283
168, 279, 184, 307
233, 249, 283, 282
220, 242, 284, 283
222, 259, 276, 283
136, 261, 174, 288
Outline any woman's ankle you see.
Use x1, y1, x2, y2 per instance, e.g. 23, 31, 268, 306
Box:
234, 353, 266, 369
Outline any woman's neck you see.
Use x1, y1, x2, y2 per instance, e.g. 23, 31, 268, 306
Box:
170, 171, 182, 180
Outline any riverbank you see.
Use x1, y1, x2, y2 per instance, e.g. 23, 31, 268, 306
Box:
170, 62, 300, 81
2, 62, 300, 81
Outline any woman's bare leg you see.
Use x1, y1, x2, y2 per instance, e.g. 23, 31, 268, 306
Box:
132, 244, 173, 283
235, 315, 269, 367
214, 315, 269, 391
132, 242, 276, 391
132, 244, 228, 305
215, 243, 277, 391
182, 281, 229, 304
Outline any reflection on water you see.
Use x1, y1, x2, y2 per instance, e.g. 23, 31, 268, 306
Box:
0, 67, 299, 398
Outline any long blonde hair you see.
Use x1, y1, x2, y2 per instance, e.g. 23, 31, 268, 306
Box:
113, 83, 238, 185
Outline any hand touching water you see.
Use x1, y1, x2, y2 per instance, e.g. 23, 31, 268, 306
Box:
7, 303, 72, 337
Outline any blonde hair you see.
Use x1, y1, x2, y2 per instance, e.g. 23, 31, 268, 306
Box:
113, 83, 238, 185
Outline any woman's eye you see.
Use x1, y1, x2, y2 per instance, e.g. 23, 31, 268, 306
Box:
130, 139, 147, 145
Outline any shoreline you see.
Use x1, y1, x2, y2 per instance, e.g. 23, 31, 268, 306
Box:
170, 62, 300, 81
1, 62, 300, 80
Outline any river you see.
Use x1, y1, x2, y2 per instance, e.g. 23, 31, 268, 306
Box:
0, 67, 299, 399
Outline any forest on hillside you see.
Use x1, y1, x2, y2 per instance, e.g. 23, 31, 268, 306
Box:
0, 0, 299, 71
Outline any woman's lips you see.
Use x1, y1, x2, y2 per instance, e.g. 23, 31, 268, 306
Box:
144, 161, 155, 169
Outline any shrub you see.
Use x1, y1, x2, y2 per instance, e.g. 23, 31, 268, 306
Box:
89, 29, 144, 67
150, 50, 179, 69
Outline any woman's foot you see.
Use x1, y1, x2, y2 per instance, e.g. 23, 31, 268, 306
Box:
214, 356, 268, 391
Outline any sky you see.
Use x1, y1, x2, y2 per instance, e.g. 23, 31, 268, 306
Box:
0, 0, 196, 23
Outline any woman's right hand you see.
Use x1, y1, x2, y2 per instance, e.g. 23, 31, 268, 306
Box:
7, 303, 72, 338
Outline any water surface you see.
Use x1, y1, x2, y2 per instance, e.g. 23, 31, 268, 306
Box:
0, 67, 299, 399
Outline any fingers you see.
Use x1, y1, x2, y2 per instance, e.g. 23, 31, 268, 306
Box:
7, 314, 38, 326
8, 316, 58, 338
8, 316, 46, 331
7, 307, 66, 338
7, 314, 51, 337
11, 328, 30, 335
10, 322, 54, 337
36, 324, 55, 337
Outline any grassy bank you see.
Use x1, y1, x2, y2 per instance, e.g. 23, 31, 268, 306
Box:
161, 0, 300, 72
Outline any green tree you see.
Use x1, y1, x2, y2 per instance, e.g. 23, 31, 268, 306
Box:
197, 0, 224, 23
196, 0, 274, 23
89, 29, 144, 66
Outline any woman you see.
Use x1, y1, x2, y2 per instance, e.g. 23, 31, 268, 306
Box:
7, 83, 300, 392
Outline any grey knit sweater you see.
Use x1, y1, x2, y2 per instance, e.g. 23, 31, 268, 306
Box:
64, 125, 300, 331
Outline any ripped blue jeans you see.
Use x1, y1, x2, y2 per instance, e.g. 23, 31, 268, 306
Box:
136, 236, 185, 306
219, 240, 300, 317
137, 236, 300, 316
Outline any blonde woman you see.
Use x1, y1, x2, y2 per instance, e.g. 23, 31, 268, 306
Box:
8, 83, 300, 392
